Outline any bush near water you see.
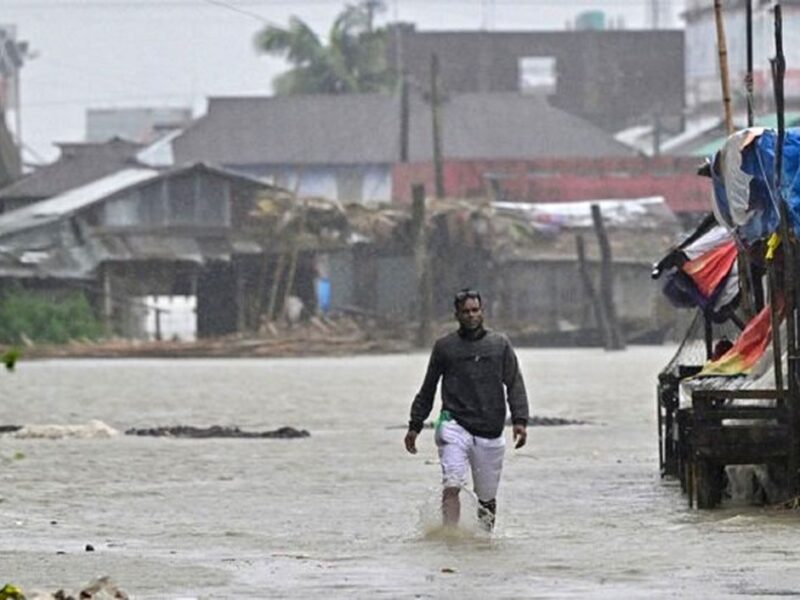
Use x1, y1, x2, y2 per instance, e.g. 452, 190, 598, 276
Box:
0, 290, 104, 344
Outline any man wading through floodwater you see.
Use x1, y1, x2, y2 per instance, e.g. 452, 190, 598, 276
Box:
404, 289, 529, 531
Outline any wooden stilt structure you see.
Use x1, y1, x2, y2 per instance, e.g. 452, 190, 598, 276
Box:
657, 3, 800, 508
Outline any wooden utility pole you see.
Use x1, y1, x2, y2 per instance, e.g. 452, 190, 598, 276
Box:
412, 184, 433, 347
399, 72, 410, 163
771, 4, 800, 494
364, 0, 381, 32
590, 204, 625, 350
714, 0, 735, 135
430, 53, 445, 200
575, 234, 610, 346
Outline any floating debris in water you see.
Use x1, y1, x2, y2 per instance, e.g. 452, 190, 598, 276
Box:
124, 425, 310, 439
0, 577, 129, 600
523, 416, 590, 427
3, 420, 119, 440
388, 415, 589, 430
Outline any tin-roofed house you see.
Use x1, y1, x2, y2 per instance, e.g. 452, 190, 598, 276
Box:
0, 162, 308, 339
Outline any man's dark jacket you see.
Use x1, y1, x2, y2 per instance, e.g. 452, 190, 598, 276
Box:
409, 328, 529, 439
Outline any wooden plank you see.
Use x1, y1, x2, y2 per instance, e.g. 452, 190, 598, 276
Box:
694, 447, 789, 462
693, 389, 786, 401
694, 408, 788, 422
692, 425, 790, 462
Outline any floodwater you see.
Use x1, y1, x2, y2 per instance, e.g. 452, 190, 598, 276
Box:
1, 347, 799, 598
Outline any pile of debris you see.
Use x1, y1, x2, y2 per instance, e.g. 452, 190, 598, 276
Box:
8, 313, 416, 360
0, 577, 128, 600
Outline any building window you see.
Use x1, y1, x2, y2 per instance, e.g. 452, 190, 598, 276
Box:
335, 168, 364, 203
196, 177, 228, 226
518, 57, 556, 95
138, 182, 166, 226
168, 174, 196, 225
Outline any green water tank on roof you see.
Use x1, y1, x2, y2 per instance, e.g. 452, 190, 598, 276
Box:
575, 10, 606, 31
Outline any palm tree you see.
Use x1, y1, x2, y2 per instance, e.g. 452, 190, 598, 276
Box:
254, 1, 395, 95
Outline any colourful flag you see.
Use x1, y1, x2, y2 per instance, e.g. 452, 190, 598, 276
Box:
681, 239, 738, 300
699, 301, 781, 376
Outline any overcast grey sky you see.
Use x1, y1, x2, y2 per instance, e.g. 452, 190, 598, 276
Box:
2, 0, 685, 163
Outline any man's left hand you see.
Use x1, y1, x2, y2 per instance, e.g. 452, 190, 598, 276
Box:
512, 424, 527, 449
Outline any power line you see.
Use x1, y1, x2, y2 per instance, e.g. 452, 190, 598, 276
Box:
23, 92, 195, 108
199, 0, 275, 25
0, 0, 677, 6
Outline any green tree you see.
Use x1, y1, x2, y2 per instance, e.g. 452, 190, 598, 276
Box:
0, 290, 104, 344
254, 1, 395, 95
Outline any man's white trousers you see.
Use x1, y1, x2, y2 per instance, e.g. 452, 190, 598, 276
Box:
434, 419, 505, 502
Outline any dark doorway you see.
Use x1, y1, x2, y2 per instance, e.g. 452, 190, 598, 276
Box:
197, 262, 237, 337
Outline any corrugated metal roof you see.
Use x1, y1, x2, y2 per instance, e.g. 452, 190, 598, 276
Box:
172, 92, 635, 167
136, 130, 181, 167
0, 138, 144, 200
0, 168, 159, 238
123, 234, 204, 263
0, 162, 284, 280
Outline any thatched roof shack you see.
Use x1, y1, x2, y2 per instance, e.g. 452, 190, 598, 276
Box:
281, 194, 683, 334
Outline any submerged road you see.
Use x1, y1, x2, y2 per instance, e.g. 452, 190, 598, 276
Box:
0, 349, 798, 598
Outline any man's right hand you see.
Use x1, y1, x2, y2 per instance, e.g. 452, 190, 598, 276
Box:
404, 429, 418, 454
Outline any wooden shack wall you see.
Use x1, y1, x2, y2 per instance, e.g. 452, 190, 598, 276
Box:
496, 259, 663, 329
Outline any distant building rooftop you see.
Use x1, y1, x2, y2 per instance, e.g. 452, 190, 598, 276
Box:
172, 92, 635, 167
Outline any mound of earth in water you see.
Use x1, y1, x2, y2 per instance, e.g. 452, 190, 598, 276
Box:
124, 425, 310, 439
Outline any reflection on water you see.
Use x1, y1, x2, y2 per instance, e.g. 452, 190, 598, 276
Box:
0, 348, 799, 598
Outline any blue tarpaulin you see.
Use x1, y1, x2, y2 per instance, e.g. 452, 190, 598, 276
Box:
711, 127, 800, 243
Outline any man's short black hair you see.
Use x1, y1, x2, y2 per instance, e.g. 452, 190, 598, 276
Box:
454, 288, 482, 310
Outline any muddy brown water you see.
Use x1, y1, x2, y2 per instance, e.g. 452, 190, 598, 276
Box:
1, 347, 799, 598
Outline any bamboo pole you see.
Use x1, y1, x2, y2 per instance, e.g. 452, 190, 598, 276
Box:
280, 198, 306, 321
714, 0, 757, 318
265, 253, 287, 323
746, 0, 755, 127
714, 0, 735, 135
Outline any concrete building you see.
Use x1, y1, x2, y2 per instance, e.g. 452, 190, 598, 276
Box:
386, 25, 686, 133
86, 107, 193, 144
683, 0, 800, 114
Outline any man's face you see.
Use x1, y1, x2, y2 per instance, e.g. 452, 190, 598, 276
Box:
456, 297, 483, 331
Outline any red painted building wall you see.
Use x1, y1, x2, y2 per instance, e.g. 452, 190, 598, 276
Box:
391, 157, 712, 215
